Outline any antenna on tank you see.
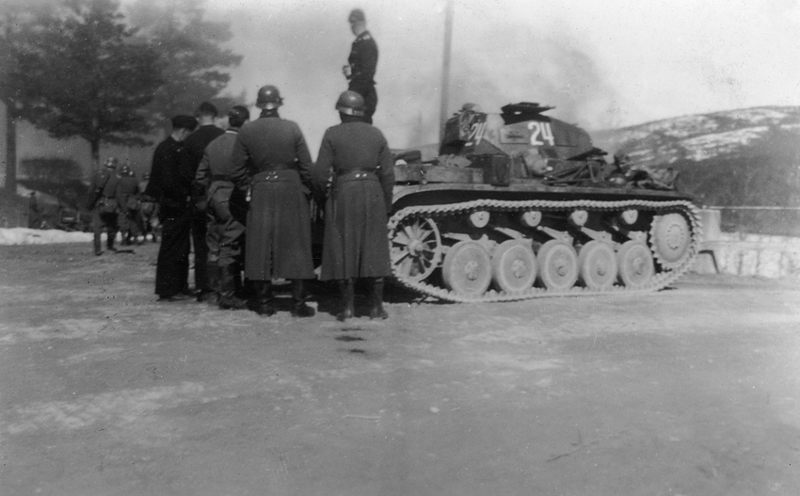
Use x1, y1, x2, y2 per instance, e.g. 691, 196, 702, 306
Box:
439, 0, 454, 143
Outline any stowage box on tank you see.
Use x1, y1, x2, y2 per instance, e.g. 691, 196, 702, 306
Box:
386, 102, 702, 302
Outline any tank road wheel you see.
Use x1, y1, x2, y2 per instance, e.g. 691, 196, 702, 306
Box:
650, 213, 692, 269
390, 216, 442, 282
442, 240, 492, 298
536, 240, 579, 291
491, 240, 537, 293
617, 240, 655, 288
578, 241, 619, 290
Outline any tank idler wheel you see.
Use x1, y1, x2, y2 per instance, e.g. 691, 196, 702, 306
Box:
390, 216, 442, 282
578, 240, 618, 290
442, 240, 492, 298
536, 240, 579, 291
650, 213, 691, 269
491, 240, 537, 293
617, 240, 655, 288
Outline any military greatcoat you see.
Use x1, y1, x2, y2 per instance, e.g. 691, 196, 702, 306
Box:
231, 111, 315, 281
313, 120, 394, 280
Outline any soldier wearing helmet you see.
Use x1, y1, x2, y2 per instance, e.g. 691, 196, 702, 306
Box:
230, 85, 316, 317
115, 163, 142, 245
88, 157, 122, 255
312, 90, 394, 320
194, 105, 251, 310
343, 8, 378, 124
181, 102, 225, 302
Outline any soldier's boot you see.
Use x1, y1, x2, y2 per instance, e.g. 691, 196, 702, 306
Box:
336, 279, 355, 322
252, 281, 276, 317
290, 280, 315, 317
368, 277, 388, 320
93, 232, 102, 256
218, 264, 247, 310
199, 265, 221, 304
107, 233, 117, 252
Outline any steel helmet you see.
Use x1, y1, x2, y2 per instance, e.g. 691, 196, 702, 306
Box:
336, 90, 365, 116
256, 85, 283, 109
104, 157, 119, 169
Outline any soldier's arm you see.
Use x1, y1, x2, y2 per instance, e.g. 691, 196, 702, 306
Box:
230, 133, 251, 195
294, 125, 314, 190
193, 150, 212, 201
311, 132, 335, 199
376, 137, 395, 214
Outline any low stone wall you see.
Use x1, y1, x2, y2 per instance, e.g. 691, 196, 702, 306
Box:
694, 232, 800, 278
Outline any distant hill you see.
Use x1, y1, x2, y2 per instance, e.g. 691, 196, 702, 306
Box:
593, 107, 800, 236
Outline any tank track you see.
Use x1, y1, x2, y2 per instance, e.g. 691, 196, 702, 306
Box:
387, 198, 703, 303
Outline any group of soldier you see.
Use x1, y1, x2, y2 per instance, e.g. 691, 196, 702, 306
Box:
88, 160, 158, 254
108, 8, 390, 321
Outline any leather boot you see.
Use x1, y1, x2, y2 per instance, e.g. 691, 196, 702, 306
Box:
107, 232, 117, 252
93, 232, 102, 256
252, 281, 276, 316
198, 264, 220, 304
218, 264, 247, 310
369, 277, 388, 320
337, 279, 355, 322
290, 280, 315, 317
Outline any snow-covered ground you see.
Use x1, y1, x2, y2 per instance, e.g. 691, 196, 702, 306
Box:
0, 227, 115, 246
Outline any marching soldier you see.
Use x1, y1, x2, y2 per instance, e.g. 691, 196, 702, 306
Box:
312, 90, 394, 320
343, 8, 379, 124
89, 157, 122, 256
194, 106, 251, 310
231, 85, 316, 317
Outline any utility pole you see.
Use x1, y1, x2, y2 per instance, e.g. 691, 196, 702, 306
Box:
439, 0, 454, 143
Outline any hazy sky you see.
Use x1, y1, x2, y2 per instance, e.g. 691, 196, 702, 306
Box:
152, 0, 800, 152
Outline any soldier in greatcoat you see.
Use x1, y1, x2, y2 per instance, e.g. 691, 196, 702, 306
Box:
194, 105, 251, 310
312, 90, 394, 320
230, 85, 316, 317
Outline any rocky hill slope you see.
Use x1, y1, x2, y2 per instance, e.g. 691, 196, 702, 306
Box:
593, 106, 800, 236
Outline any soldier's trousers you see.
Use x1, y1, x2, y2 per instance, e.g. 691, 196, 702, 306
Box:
206, 181, 246, 268
92, 209, 119, 253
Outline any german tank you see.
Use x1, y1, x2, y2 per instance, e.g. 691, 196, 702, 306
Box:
387, 102, 702, 302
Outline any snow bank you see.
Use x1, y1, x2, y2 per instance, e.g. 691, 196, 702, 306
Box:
0, 227, 94, 245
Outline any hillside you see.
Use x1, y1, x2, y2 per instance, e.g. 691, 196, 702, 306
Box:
593, 106, 800, 236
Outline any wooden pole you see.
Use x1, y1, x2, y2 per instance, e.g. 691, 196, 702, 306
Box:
439, 0, 454, 143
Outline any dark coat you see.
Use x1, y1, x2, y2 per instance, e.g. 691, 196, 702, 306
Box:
146, 136, 191, 297
312, 120, 394, 280
231, 111, 315, 281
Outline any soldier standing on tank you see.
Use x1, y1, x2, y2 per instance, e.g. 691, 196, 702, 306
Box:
89, 157, 122, 256
116, 164, 142, 246
343, 8, 378, 124
194, 105, 251, 310
231, 85, 316, 317
144, 115, 198, 302
181, 102, 225, 302
312, 90, 394, 320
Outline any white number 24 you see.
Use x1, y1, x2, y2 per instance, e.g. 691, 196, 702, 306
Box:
528, 122, 555, 146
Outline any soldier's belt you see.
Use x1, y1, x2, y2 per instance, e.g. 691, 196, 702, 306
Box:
253, 169, 298, 182
210, 174, 233, 182
336, 169, 377, 181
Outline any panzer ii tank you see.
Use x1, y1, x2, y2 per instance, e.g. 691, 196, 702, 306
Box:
387, 102, 702, 302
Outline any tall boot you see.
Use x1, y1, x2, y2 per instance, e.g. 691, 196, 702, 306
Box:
107, 231, 117, 252
218, 264, 247, 310
252, 280, 276, 316
199, 264, 221, 304
337, 279, 355, 322
290, 280, 315, 317
369, 277, 388, 320
93, 232, 102, 256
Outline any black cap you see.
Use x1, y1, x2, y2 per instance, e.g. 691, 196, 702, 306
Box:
196, 101, 218, 117
171, 115, 198, 131
348, 8, 365, 23
228, 105, 250, 127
